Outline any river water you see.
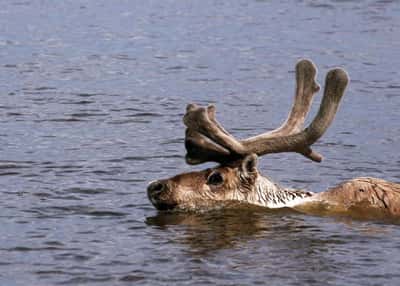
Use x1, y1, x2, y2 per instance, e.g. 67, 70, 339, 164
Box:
1, 0, 400, 285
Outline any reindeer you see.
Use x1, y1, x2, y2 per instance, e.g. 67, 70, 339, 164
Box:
147, 60, 400, 220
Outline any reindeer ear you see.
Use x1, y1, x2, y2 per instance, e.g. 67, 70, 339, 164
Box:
240, 154, 258, 175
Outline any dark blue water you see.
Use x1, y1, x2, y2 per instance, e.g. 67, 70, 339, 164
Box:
1, 0, 400, 285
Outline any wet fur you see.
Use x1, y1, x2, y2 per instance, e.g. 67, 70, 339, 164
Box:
148, 155, 400, 220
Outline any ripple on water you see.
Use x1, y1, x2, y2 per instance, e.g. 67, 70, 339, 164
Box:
0, 1, 400, 286
25, 205, 127, 218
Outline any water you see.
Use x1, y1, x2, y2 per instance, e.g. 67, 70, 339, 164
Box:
1, 0, 400, 285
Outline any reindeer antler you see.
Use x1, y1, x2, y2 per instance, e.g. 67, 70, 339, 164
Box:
183, 59, 349, 165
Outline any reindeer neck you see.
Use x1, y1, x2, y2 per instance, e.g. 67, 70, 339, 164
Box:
252, 175, 314, 208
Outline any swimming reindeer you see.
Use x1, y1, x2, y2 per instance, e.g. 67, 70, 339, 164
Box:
147, 60, 400, 220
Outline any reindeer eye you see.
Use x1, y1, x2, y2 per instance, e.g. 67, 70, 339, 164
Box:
207, 172, 224, 186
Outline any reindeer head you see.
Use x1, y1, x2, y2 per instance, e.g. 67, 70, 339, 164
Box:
148, 59, 349, 211
148, 154, 260, 210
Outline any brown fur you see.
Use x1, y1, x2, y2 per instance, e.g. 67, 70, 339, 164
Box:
310, 177, 400, 219
148, 157, 259, 211
148, 156, 400, 220
148, 60, 400, 221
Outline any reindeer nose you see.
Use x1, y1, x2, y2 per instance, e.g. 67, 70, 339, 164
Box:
147, 180, 168, 197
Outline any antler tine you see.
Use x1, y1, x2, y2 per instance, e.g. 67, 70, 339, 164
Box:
184, 129, 231, 164
183, 60, 349, 165
183, 104, 245, 164
184, 59, 323, 164
244, 59, 320, 142
274, 59, 321, 135
245, 60, 333, 163
242, 59, 323, 161
183, 104, 246, 153
242, 68, 349, 161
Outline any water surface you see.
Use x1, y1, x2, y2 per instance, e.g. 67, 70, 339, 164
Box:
1, 0, 400, 285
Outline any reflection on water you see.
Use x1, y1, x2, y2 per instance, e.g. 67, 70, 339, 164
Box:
146, 205, 400, 257
145, 208, 400, 285
146, 206, 294, 254
1, 0, 400, 285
